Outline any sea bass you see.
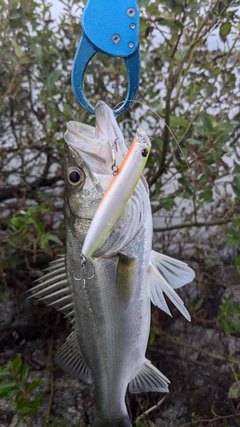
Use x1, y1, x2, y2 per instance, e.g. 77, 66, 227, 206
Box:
31, 101, 195, 427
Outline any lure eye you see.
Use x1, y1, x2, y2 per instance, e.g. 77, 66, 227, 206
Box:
67, 168, 84, 186
141, 148, 148, 157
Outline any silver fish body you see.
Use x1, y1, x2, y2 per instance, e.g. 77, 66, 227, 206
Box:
31, 101, 195, 427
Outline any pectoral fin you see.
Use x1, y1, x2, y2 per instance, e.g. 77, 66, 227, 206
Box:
55, 331, 92, 383
129, 360, 170, 393
116, 255, 137, 308
148, 250, 194, 321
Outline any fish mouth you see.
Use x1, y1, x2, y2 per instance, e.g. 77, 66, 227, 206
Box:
94, 100, 124, 144
65, 101, 126, 174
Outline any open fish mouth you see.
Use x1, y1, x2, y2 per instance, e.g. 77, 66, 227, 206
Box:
64, 101, 127, 175
65, 121, 107, 163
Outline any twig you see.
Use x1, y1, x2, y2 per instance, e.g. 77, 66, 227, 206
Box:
151, 337, 240, 366
44, 343, 54, 425
135, 395, 168, 421
153, 217, 234, 232
179, 413, 240, 427
0, 175, 62, 202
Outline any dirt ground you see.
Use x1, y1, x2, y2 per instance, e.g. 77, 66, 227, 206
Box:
0, 261, 240, 427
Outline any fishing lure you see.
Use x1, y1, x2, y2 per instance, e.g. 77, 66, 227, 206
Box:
81, 128, 151, 259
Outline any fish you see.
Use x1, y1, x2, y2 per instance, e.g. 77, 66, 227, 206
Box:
30, 100, 195, 427
81, 128, 151, 258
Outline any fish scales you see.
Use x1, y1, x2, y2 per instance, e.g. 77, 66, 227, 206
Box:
30, 101, 195, 427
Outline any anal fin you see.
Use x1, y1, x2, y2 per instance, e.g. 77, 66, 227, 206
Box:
129, 360, 170, 393
55, 331, 92, 384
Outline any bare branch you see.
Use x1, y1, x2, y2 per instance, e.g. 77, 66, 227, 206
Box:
0, 176, 63, 202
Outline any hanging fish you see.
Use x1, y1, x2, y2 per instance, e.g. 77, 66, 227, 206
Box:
30, 100, 194, 427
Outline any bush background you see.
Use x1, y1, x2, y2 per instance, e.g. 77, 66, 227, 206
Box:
0, 0, 240, 425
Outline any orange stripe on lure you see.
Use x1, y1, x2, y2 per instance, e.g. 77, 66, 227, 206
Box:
82, 128, 151, 258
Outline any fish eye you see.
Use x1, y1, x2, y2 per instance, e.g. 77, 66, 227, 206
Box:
141, 148, 148, 157
67, 168, 84, 186
69, 170, 80, 182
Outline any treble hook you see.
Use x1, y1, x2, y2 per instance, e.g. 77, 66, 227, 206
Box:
74, 253, 95, 287
110, 139, 119, 176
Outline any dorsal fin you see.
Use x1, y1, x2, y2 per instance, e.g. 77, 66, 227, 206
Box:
28, 255, 74, 322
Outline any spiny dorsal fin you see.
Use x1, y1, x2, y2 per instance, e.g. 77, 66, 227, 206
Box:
129, 360, 170, 393
148, 251, 194, 321
29, 255, 74, 322
55, 331, 92, 383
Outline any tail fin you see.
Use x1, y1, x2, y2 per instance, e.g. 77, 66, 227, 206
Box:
91, 414, 132, 427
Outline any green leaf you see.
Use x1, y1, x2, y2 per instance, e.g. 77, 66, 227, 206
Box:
194, 300, 203, 311
48, 70, 62, 87
220, 22, 231, 37
19, 361, 29, 382
199, 112, 213, 134
12, 396, 40, 417
199, 174, 208, 185
0, 368, 11, 378
139, 0, 149, 6
225, 229, 240, 248
217, 302, 240, 334
46, 233, 62, 245
149, 325, 160, 344
18, 406, 38, 417
234, 255, 240, 268
173, 19, 184, 30
0, 381, 18, 398
30, 44, 42, 58
39, 234, 53, 254
187, 138, 202, 146
33, 393, 44, 407
225, 220, 240, 247
155, 138, 163, 151
233, 176, 240, 197
218, 1, 225, 14
233, 163, 240, 175
26, 216, 45, 233
10, 217, 23, 229
25, 378, 42, 393
12, 356, 22, 373
160, 198, 176, 210
25, 206, 37, 215
147, 3, 158, 15
198, 188, 214, 203
183, 188, 193, 198
170, 115, 188, 128
15, 396, 32, 410
218, 122, 234, 133
19, 56, 31, 65
11, 39, 23, 58
228, 381, 240, 399
221, 319, 233, 334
